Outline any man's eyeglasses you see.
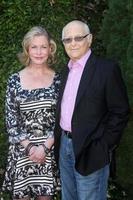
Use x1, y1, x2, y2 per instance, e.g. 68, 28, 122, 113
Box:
62, 34, 90, 44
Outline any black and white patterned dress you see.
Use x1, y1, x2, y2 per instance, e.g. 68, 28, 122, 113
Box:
2, 72, 61, 199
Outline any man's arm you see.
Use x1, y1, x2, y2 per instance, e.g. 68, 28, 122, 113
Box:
103, 63, 130, 150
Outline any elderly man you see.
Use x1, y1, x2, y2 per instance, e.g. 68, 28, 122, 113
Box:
54, 20, 130, 200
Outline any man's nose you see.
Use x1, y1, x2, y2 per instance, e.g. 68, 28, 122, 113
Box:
71, 39, 76, 46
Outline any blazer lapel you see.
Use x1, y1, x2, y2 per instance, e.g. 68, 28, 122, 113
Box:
74, 53, 97, 108
56, 67, 69, 116
58, 67, 69, 102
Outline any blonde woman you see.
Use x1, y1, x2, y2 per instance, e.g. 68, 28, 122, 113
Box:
2, 26, 60, 200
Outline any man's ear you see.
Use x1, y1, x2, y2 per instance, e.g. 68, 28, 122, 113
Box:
88, 34, 93, 47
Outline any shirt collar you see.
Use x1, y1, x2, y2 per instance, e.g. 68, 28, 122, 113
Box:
68, 49, 91, 70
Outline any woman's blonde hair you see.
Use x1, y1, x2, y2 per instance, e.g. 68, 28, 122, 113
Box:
18, 26, 57, 66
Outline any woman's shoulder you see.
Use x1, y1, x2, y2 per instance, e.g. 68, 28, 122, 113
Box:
7, 72, 20, 88
54, 72, 61, 83
8, 72, 19, 81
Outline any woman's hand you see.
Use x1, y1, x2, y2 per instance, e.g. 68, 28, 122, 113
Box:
29, 145, 46, 164
28, 145, 37, 156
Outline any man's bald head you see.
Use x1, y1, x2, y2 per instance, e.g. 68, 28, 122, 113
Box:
62, 20, 91, 39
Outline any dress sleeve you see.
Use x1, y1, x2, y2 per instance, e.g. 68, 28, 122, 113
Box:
5, 75, 28, 144
45, 100, 56, 138
46, 73, 61, 139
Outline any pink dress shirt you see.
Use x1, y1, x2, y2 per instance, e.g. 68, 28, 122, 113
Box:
60, 50, 91, 132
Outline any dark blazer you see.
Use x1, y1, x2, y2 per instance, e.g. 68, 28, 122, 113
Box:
54, 53, 130, 176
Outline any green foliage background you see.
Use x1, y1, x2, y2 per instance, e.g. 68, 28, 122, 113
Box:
99, 0, 133, 198
0, 0, 132, 199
